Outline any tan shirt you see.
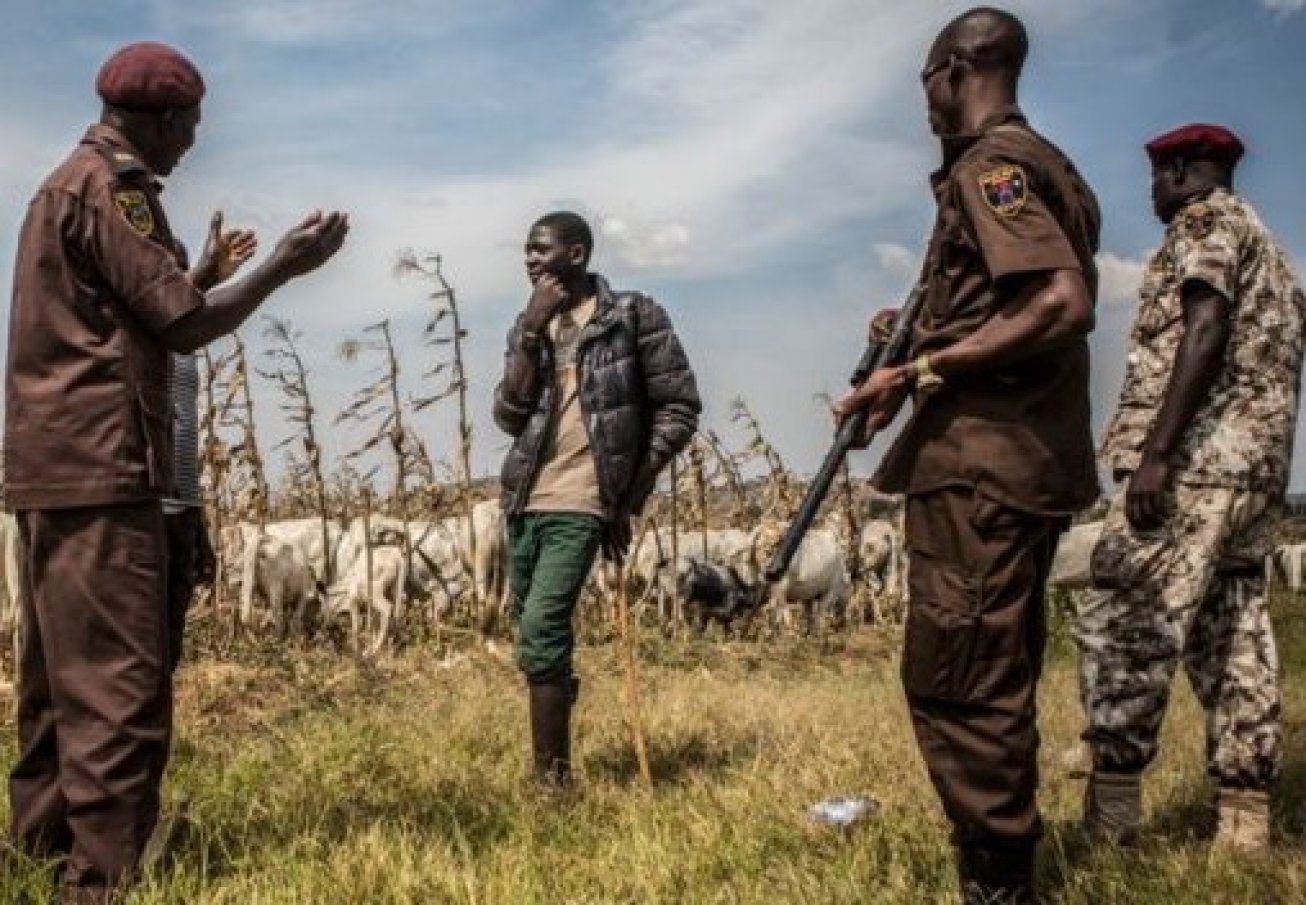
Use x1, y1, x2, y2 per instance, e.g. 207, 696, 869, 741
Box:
526, 296, 604, 517
4, 124, 202, 509
875, 108, 1102, 516
1101, 189, 1306, 496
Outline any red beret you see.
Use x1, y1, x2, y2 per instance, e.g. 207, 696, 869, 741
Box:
95, 42, 205, 110
1145, 123, 1244, 168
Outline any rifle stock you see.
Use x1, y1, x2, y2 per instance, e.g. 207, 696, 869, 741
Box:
763, 285, 924, 583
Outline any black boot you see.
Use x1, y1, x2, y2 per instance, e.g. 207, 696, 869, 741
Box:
957, 842, 1036, 905
528, 675, 579, 787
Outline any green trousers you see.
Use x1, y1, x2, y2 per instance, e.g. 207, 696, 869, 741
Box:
507, 512, 604, 680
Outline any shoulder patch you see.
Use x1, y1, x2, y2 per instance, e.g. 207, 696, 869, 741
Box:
977, 164, 1028, 217
1179, 202, 1217, 241
113, 190, 155, 237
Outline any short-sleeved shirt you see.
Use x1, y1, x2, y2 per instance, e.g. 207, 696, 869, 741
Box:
4, 124, 203, 510
875, 108, 1102, 515
525, 296, 605, 517
1101, 189, 1306, 496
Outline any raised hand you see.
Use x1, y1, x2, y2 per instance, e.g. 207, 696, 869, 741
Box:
523, 273, 570, 333
192, 210, 258, 290
270, 210, 350, 279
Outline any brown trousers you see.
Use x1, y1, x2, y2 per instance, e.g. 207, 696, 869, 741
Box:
9, 502, 174, 896
901, 488, 1064, 849
163, 508, 202, 675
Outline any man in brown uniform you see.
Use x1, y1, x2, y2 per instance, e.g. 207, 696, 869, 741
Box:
835, 8, 1100, 902
4, 42, 348, 901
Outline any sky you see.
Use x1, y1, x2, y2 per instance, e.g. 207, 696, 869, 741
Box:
1, 0, 1304, 491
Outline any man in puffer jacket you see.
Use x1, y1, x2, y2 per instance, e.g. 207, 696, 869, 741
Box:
493, 210, 701, 786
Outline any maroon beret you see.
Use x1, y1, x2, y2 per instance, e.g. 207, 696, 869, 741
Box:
1145, 123, 1244, 168
95, 42, 205, 110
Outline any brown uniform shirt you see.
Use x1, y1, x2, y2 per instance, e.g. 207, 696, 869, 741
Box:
875, 108, 1102, 515
4, 124, 203, 510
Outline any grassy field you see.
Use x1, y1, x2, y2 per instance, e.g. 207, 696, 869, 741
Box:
1, 596, 1304, 904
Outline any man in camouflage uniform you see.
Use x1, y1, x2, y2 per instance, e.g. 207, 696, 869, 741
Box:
1077, 124, 1306, 851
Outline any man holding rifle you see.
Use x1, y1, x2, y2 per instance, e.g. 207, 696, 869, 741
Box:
833, 8, 1099, 902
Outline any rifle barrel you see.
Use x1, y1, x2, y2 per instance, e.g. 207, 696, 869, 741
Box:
761, 285, 924, 584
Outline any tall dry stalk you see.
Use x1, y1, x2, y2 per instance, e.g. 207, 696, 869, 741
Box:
729, 398, 799, 517
198, 345, 239, 617
337, 321, 427, 645
396, 251, 483, 625
224, 335, 270, 528
615, 567, 652, 785
261, 316, 334, 585
701, 428, 753, 526
687, 438, 711, 558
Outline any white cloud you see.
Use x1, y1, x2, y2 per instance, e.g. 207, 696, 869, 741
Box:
0, 0, 1167, 483
1262, 0, 1305, 13
150, 0, 528, 47
1096, 251, 1148, 309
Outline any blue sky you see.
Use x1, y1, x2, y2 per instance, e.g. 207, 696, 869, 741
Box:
1, 0, 1304, 490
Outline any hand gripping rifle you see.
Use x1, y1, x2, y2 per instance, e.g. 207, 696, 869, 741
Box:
763, 285, 925, 583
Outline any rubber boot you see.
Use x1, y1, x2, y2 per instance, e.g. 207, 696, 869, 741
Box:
956, 842, 1036, 905
1213, 787, 1270, 853
528, 675, 579, 787
1083, 770, 1141, 846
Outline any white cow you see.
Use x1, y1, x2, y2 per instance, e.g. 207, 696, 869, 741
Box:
238, 532, 322, 637
326, 544, 411, 655
237, 518, 342, 635
856, 519, 906, 598
354, 501, 506, 628
760, 526, 852, 633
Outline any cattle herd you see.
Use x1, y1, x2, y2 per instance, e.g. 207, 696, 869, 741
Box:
0, 501, 1303, 667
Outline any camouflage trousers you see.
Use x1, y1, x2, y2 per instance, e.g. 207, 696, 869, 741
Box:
1074, 484, 1281, 788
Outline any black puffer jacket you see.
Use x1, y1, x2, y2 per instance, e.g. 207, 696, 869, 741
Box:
493, 274, 701, 522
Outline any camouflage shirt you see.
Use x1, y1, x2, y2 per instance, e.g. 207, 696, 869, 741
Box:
1101, 189, 1306, 496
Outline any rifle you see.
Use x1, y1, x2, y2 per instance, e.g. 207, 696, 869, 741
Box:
763, 285, 925, 582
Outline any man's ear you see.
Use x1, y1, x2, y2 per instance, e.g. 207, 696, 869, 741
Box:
567, 244, 587, 268
1171, 157, 1187, 187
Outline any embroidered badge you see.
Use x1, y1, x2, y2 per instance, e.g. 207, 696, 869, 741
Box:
978, 164, 1028, 217
113, 190, 154, 237
1180, 202, 1216, 241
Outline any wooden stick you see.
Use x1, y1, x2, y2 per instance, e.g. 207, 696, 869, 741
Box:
614, 564, 651, 785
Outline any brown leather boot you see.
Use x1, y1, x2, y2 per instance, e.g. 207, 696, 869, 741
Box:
1213, 787, 1270, 852
1083, 770, 1141, 846
528, 675, 579, 787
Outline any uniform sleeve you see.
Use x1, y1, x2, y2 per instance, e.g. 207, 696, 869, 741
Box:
1170, 202, 1244, 304
955, 155, 1081, 282
88, 181, 203, 336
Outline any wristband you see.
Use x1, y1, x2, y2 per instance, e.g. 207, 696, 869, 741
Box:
518, 329, 544, 354
911, 355, 945, 395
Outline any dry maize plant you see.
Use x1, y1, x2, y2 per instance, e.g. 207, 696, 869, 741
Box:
728, 398, 800, 517
219, 334, 271, 528
260, 316, 335, 586
198, 343, 243, 621
700, 428, 754, 527
336, 320, 431, 646
395, 250, 488, 630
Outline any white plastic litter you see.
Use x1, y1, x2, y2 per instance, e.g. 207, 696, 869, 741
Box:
808, 796, 878, 827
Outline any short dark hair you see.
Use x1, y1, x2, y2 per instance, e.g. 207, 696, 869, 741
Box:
948, 7, 1029, 82
533, 211, 593, 262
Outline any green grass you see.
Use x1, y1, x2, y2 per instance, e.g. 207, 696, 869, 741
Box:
2, 596, 1304, 904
